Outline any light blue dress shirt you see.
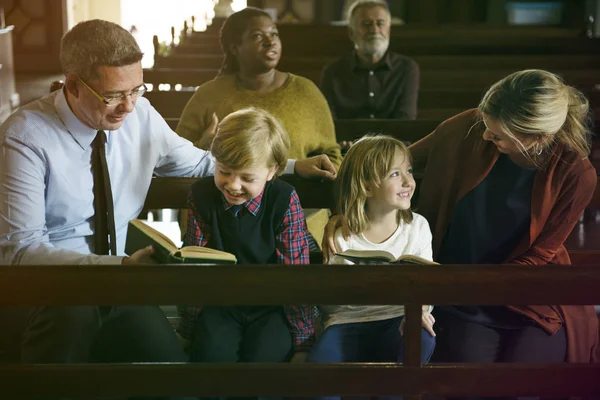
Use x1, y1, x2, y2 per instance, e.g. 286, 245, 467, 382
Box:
0, 90, 217, 265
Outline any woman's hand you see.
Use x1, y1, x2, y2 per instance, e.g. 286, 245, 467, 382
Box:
194, 113, 219, 150
321, 215, 347, 263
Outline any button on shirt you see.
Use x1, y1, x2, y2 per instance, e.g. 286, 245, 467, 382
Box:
0, 90, 215, 265
321, 51, 420, 120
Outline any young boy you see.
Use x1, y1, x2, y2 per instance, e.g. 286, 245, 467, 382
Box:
177, 107, 317, 363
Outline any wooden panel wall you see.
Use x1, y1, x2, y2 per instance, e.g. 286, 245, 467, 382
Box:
2, 0, 66, 72
0, 25, 18, 123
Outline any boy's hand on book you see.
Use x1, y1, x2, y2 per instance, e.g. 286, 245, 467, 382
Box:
122, 245, 157, 265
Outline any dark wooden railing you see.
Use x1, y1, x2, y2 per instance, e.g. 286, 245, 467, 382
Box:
0, 264, 599, 398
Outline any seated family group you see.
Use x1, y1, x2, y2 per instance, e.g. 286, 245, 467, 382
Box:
0, 2, 598, 400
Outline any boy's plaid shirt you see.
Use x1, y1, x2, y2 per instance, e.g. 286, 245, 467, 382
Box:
177, 188, 318, 351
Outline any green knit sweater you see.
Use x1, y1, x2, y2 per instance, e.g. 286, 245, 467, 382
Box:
176, 73, 342, 169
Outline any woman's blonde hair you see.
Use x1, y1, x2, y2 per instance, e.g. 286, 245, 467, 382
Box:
335, 135, 413, 235
210, 108, 290, 176
479, 69, 592, 165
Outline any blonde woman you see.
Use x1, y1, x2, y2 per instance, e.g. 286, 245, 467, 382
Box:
324, 69, 599, 369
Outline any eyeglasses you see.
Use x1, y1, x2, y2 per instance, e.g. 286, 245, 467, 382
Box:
77, 77, 147, 107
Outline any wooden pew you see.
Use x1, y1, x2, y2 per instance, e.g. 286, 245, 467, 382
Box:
162, 117, 600, 145
143, 87, 600, 120
180, 25, 586, 43
0, 263, 598, 398
144, 88, 494, 119
162, 118, 445, 143
143, 67, 600, 90
2, 173, 599, 397
154, 53, 600, 71
176, 29, 600, 57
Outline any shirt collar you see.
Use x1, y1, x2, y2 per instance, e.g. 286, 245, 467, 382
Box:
221, 188, 265, 216
350, 50, 392, 72
54, 88, 107, 150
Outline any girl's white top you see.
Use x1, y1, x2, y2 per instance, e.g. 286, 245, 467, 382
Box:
321, 212, 433, 329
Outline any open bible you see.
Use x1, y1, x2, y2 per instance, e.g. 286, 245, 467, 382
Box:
335, 249, 438, 265
125, 220, 237, 264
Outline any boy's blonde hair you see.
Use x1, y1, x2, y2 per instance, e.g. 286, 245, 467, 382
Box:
210, 108, 290, 176
479, 69, 592, 166
335, 135, 413, 235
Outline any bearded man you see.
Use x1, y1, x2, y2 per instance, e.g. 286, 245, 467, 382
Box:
320, 0, 419, 120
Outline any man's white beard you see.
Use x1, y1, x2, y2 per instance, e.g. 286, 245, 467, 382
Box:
357, 36, 389, 59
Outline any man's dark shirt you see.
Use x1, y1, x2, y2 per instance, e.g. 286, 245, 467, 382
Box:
320, 51, 419, 120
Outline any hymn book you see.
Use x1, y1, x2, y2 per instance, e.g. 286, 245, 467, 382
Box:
335, 249, 438, 265
125, 220, 237, 264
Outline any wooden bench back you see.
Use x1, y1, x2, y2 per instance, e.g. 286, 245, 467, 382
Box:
155, 53, 600, 71
0, 264, 598, 398
143, 68, 600, 90
175, 31, 600, 57
144, 87, 600, 120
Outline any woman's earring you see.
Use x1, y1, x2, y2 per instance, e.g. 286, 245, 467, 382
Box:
534, 142, 543, 156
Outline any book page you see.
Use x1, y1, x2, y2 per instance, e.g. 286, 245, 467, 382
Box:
337, 249, 396, 262
398, 254, 439, 265
177, 246, 237, 262
130, 219, 177, 252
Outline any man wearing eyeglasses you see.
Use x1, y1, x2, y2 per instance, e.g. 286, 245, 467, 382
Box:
0, 19, 335, 382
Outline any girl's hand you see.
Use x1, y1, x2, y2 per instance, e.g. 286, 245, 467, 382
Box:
422, 312, 436, 337
399, 308, 436, 338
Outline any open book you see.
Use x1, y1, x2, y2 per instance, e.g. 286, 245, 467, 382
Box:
335, 249, 438, 265
125, 220, 237, 264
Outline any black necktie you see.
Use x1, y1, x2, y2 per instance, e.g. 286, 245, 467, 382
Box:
92, 130, 117, 255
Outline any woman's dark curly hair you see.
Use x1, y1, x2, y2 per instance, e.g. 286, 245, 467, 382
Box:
219, 7, 273, 75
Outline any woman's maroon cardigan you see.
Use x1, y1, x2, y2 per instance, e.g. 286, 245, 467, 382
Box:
410, 109, 599, 363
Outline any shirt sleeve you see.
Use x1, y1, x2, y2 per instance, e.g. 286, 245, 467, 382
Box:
301, 79, 342, 170
182, 190, 211, 247
283, 304, 319, 351
0, 135, 123, 266
320, 65, 338, 119
393, 59, 420, 120
275, 190, 309, 264
276, 190, 317, 351
510, 164, 596, 265
408, 121, 444, 172
177, 190, 212, 339
146, 104, 214, 179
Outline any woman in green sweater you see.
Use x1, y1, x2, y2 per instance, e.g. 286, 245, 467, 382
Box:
176, 7, 342, 169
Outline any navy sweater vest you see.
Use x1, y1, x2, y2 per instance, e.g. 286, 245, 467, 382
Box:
190, 177, 294, 264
